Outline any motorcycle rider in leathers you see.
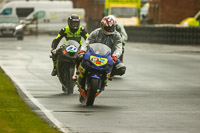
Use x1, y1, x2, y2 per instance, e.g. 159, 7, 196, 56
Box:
51, 14, 89, 76
77, 16, 126, 89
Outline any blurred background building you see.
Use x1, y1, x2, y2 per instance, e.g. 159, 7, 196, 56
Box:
148, 0, 200, 24
1, 0, 200, 31
71, 0, 104, 32
1, 0, 200, 44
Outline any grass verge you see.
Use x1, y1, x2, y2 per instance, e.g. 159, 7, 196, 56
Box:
0, 67, 61, 133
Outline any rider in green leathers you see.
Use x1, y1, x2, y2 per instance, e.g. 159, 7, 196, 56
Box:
51, 14, 89, 76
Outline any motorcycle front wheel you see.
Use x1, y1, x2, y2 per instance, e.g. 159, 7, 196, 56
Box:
62, 66, 75, 95
86, 78, 99, 106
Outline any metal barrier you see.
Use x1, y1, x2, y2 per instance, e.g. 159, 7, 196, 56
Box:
125, 25, 200, 45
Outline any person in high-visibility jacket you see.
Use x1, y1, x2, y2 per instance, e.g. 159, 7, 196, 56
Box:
180, 18, 199, 27
180, 11, 200, 27
51, 14, 89, 76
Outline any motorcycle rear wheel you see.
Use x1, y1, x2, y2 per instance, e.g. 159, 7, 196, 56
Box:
86, 78, 98, 106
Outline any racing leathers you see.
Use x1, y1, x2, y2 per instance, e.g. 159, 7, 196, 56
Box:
81, 28, 122, 58
51, 25, 89, 76
80, 28, 126, 76
51, 25, 89, 49
77, 28, 126, 90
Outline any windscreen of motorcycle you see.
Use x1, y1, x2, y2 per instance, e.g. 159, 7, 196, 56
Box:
63, 40, 80, 49
89, 43, 111, 56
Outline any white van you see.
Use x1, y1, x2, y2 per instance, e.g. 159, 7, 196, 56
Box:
23, 8, 86, 33
0, 1, 73, 19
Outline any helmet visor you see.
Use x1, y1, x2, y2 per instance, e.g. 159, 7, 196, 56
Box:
71, 21, 80, 28
104, 26, 115, 33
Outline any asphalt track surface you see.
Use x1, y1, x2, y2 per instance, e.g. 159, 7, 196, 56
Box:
0, 35, 200, 133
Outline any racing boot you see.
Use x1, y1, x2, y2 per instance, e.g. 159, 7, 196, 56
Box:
51, 67, 57, 76
51, 61, 57, 76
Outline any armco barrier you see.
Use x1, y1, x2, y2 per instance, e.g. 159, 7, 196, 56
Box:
125, 25, 200, 45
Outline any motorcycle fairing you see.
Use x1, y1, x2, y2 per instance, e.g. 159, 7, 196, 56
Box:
83, 47, 113, 71
90, 55, 108, 66
90, 73, 101, 79
66, 45, 78, 53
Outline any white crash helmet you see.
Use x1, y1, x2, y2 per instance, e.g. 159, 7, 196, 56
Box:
108, 15, 117, 24
100, 16, 116, 35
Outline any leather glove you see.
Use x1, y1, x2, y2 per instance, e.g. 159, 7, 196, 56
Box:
112, 56, 117, 63
78, 50, 85, 60
78, 50, 85, 55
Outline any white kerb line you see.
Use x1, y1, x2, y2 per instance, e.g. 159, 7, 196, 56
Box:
0, 64, 70, 133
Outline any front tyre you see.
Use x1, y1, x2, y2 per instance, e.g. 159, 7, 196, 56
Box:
86, 78, 99, 106
61, 66, 75, 95
66, 67, 75, 94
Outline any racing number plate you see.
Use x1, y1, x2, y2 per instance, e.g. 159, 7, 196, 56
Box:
90, 56, 108, 66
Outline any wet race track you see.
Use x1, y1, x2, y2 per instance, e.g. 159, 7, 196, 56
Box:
0, 35, 200, 133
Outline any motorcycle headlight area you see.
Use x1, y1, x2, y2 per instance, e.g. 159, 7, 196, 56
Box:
90, 55, 108, 66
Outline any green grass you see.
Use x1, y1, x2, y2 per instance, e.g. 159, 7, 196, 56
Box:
0, 67, 61, 133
